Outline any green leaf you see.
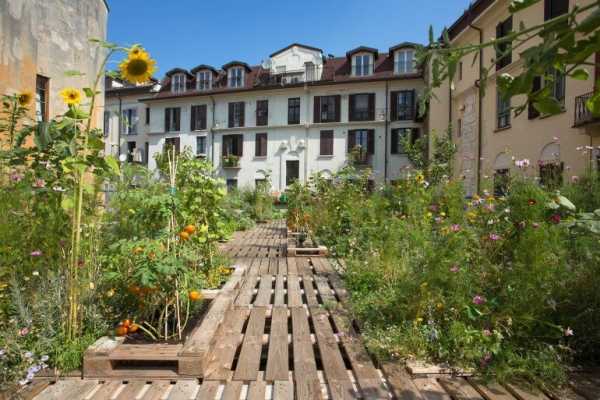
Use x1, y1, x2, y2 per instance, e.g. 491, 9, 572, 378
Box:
585, 92, 600, 115
105, 155, 121, 176
570, 68, 589, 81
533, 96, 563, 115
557, 195, 576, 211
83, 88, 95, 98
577, 8, 600, 34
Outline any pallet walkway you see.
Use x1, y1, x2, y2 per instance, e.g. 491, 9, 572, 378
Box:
28, 221, 600, 400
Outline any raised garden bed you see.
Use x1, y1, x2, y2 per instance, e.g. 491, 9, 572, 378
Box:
82, 265, 247, 379
286, 231, 328, 257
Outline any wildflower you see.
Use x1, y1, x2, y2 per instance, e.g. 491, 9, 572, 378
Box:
571, 176, 579, 183
515, 158, 530, 168
473, 295, 486, 305
18, 91, 33, 106
32, 271, 39, 276
32, 178, 46, 188
550, 214, 561, 224
415, 173, 425, 184
429, 204, 439, 212
40, 355, 49, 362
480, 352, 493, 367
517, 221, 526, 229
18, 327, 29, 336
59, 88, 82, 106
467, 211, 477, 221
9, 172, 23, 182
451, 224, 461, 232
24, 351, 33, 359
483, 329, 492, 337
528, 198, 537, 206
30, 250, 42, 257
106, 288, 115, 298
52, 186, 66, 192
532, 222, 540, 229
565, 327, 574, 337
127, 46, 150, 60
489, 233, 501, 241
0, 349, 5, 358
450, 265, 459, 273
119, 49, 157, 84
434, 217, 442, 224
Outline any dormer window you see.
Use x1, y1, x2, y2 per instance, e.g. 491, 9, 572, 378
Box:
228, 67, 244, 88
353, 54, 372, 76
172, 73, 186, 93
196, 71, 212, 91
395, 49, 415, 74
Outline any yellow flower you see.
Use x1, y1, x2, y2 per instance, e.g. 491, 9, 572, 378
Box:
415, 173, 425, 184
60, 88, 82, 105
119, 51, 157, 84
17, 91, 33, 106
467, 211, 477, 221
436, 302, 444, 310
128, 46, 150, 60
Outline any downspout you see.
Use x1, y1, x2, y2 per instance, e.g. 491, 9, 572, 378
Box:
470, 22, 484, 195
210, 95, 216, 169
304, 84, 310, 184
117, 94, 122, 157
384, 80, 389, 182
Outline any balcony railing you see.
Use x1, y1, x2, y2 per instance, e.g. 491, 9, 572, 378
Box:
254, 65, 327, 88
574, 91, 599, 127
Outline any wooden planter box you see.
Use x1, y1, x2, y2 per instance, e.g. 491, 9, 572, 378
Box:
82, 265, 246, 379
286, 231, 328, 257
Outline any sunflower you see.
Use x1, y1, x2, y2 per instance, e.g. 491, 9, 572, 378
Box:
128, 46, 150, 60
60, 88, 82, 106
17, 91, 33, 106
119, 53, 156, 84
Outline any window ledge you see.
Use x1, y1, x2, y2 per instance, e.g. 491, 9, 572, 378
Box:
540, 107, 566, 120
253, 156, 267, 160
318, 155, 334, 159
494, 125, 512, 133
192, 129, 208, 133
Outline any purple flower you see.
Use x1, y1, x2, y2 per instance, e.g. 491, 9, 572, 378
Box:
488, 233, 501, 241
473, 295, 486, 305
10, 172, 23, 182
30, 250, 42, 257
450, 224, 461, 232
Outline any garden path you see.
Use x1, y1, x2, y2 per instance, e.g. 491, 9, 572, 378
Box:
28, 221, 600, 400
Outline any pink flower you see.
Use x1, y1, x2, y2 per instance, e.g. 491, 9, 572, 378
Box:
32, 179, 46, 188
532, 222, 540, 229
564, 327, 574, 337
483, 329, 492, 337
18, 327, 29, 336
30, 250, 42, 257
488, 233, 501, 241
450, 265, 459, 273
473, 295, 486, 305
550, 214, 561, 224
451, 224, 461, 232
10, 172, 23, 182
571, 176, 579, 183
480, 352, 493, 367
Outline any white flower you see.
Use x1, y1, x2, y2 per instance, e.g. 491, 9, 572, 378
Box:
565, 327, 574, 337
32, 271, 39, 276
40, 355, 49, 362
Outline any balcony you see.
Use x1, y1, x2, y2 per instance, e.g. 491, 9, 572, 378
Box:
253, 65, 327, 88
574, 92, 600, 127
222, 155, 241, 169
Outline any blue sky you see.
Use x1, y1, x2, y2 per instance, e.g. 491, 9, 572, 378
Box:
107, 0, 470, 76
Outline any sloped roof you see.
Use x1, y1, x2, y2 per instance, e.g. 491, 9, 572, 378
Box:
269, 43, 323, 58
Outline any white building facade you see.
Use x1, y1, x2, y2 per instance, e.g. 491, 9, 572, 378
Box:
105, 43, 425, 191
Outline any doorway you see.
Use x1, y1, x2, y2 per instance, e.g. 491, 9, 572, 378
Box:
286, 160, 299, 187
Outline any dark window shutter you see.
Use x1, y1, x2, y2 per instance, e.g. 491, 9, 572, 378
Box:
228, 103, 234, 128
544, 0, 551, 20
239, 102, 245, 127
175, 108, 181, 131
367, 129, 375, 155
368, 93, 375, 120
529, 76, 542, 119
348, 95, 355, 121
347, 130, 356, 152
320, 130, 333, 156
190, 106, 197, 131
391, 129, 399, 154
165, 108, 170, 131
390, 92, 398, 121
334, 95, 341, 122
313, 96, 321, 123
411, 90, 416, 119
237, 134, 243, 156
201, 105, 207, 129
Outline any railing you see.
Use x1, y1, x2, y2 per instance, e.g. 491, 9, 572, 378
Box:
349, 147, 371, 166
574, 91, 598, 127
253, 65, 328, 88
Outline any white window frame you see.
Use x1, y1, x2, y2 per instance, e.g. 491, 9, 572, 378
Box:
196, 71, 212, 91
228, 67, 244, 88
171, 73, 186, 93
122, 108, 138, 135
395, 49, 415, 74
196, 135, 207, 156
352, 54, 372, 76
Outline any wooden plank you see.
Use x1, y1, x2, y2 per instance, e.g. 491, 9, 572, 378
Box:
467, 378, 516, 400
302, 275, 319, 307
114, 381, 146, 400
34, 380, 98, 400
287, 258, 298, 275
287, 275, 303, 307
438, 377, 484, 400
297, 258, 312, 275
20, 381, 50, 400
221, 381, 243, 400
569, 374, 600, 400
141, 382, 171, 400
278, 258, 287, 275
269, 258, 279, 274
505, 383, 551, 400
266, 307, 290, 381
339, 336, 387, 399
234, 307, 267, 381
291, 307, 322, 400
379, 362, 425, 400
254, 275, 273, 307
196, 381, 220, 399
273, 381, 294, 400
167, 381, 199, 400
328, 274, 349, 304
88, 381, 122, 400
314, 275, 336, 304
205, 308, 249, 380
235, 275, 259, 307
274, 275, 286, 306
412, 378, 452, 400
109, 344, 182, 361
310, 307, 354, 399
247, 381, 267, 400
259, 259, 270, 275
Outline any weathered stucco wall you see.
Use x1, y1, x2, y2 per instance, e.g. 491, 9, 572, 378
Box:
0, 0, 108, 126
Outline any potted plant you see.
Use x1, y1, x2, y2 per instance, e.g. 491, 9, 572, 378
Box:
222, 154, 240, 168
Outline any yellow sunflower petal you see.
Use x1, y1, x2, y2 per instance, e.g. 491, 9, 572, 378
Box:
17, 91, 33, 106
119, 54, 156, 84
59, 88, 81, 106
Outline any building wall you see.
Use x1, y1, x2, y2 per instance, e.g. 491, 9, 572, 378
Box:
430, 0, 600, 196
0, 0, 108, 127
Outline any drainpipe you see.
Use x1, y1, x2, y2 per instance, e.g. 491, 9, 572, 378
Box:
384, 80, 389, 182
470, 22, 484, 195
210, 95, 216, 168
304, 85, 310, 184
117, 94, 122, 157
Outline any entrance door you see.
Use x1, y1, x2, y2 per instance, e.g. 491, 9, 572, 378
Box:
286, 160, 299, 187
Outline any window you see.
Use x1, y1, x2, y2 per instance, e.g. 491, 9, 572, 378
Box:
255, 179, 267, 189
314, 95, 340, 123
288, 98, 300, 124
545, 0, 569, 20
348, 129, 374, 155
305, 62, 316, 82
228, 102, 245, 128
540, 162, 564, 188
226, 179, 238, 192
191, 105, 207, 131
145, 107, 150, 124
256, 100, 268, 126
497, 91, 511, 129
103, 111, 110, 137
196, 136, 207, 156
494, 169, 510, 197
496, 16, 513, 70
319, 130, 334, 156
196, 71, 212, 90
35, 75, 49, 122
127, 142, 136, 163
144, 142, 149, 165
228, 67, 244, 88
222, 134, 244, 157
171, 73, 186, 93
547, 68, 566, 105
391, 90, 415, 121
255, 133, 267, 157
165, 107, 181, 132
349, 93, 375, 121
122, 108, 137, 135
391, 128, 418, 154
164, 137, 180, 154
395, 49, 415, 74
529, 76, 542, 119
353, 54, 372, 76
